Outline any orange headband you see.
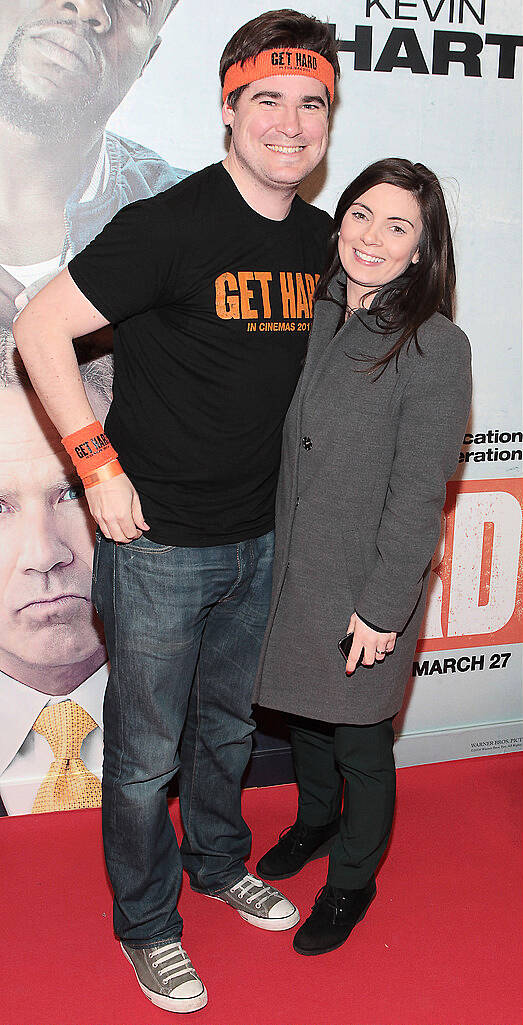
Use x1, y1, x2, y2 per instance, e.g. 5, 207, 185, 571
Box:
222, 49, 335, 104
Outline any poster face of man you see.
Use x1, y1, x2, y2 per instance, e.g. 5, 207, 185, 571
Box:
0, 382, 110, 691
0, 0, 187, 814
0, 0, 173, 140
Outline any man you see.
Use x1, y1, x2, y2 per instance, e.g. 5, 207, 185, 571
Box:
0, 0, 185, 328
0, 0, 185, 813
0, 341, 112, 815
15, 9, 340, 1013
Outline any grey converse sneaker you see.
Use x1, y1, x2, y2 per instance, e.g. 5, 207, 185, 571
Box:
206, 872, 300, 931
121, 940, 207, 1013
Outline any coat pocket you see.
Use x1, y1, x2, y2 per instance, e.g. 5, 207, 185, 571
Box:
342, 526, 367, 604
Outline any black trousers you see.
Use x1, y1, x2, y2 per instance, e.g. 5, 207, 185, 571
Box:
289, 716, 396, 890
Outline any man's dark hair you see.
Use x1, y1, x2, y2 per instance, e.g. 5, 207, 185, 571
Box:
220, 9, 340, 110
316, 157, 457, 373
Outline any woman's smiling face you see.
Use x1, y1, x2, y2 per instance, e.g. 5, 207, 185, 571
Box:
338, 182, 423, 303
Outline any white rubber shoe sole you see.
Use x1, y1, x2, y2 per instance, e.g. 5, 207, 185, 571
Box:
121, 943, 208, 1013
206, 892, 300, 931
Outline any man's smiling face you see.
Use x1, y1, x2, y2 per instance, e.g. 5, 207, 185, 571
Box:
223, 74, 329, 193
0, 0, 173, 139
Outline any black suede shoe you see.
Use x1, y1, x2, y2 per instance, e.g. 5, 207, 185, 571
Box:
256, 819, 340, 880
292, 878, 376, 955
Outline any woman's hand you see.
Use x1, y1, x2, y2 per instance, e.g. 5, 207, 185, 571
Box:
344, 612, 396, 675
85, 473, 150, 543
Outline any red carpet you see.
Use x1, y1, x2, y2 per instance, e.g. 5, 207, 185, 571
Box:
2, 754, 521, 1025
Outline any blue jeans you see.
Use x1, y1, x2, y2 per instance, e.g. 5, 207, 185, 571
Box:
92, 529, 274, 947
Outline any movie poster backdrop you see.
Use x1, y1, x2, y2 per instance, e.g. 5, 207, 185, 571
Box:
0, 0, 521, 814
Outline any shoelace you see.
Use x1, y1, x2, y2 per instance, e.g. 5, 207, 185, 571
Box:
312, 885, 356, 922
278, 821, 310, 853
230, 873, 279, 908
312, 885, 341, 914
313, 884, 329, 906
148, 941, 196, 985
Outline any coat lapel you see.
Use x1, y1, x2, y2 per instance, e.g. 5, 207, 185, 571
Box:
298, 274, 345, 398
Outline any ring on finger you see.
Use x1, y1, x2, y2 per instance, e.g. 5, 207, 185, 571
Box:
376, 649, 386, 654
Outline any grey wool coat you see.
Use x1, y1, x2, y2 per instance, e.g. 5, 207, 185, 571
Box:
254, 281, 472, 724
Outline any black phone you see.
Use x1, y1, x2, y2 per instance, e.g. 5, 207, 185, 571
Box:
338, 632, 354, 661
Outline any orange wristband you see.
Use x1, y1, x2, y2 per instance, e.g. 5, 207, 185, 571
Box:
83, 460, 124, 490
62, 420, 118, 475
222, 48, 335, 103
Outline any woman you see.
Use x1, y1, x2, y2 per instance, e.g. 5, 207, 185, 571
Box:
253, 158, 472, 956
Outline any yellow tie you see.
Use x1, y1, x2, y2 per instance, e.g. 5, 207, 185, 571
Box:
31, 700, 102, 814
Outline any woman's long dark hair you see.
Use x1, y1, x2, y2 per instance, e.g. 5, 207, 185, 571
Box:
316, 158, 456, 372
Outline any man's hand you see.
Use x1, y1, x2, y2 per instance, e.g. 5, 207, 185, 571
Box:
85, 472, 150, 542
344, 612, 396, 675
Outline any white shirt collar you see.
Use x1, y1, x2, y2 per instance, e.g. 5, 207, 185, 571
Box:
79, 133, 110, 204
0, 664, 107, 775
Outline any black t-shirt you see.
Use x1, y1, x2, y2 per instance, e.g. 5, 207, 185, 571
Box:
68, 162, 332, 545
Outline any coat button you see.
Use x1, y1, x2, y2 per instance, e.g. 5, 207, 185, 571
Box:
301, 436, 312, 450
